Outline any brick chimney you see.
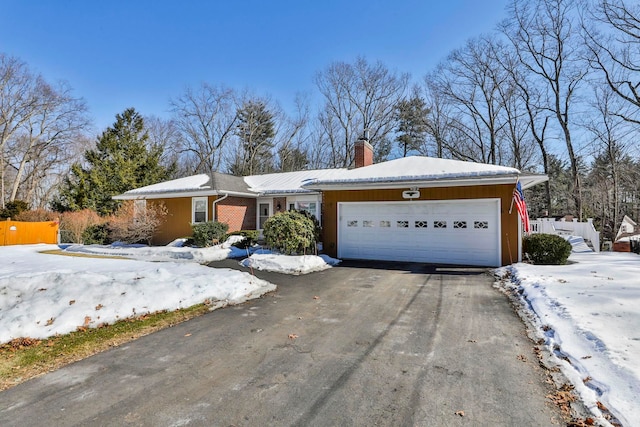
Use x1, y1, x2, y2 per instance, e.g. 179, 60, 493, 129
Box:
354, 136, 373, 168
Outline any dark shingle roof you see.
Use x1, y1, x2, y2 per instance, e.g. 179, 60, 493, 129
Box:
210, 172, 253, 194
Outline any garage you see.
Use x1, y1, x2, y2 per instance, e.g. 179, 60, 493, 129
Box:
338, 199, 501, 267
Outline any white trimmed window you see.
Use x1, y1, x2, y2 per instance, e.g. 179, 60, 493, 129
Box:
192, 197, 208, 223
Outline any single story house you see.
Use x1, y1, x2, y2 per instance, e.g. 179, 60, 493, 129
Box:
114, 140, 547, 267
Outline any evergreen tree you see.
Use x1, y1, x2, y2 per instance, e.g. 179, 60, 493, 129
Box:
395, 91, 429, 157
230, 100, 276, 176
53, 108, 174, 215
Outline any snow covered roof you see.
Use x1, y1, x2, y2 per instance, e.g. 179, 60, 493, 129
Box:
114, 156, 547, 200
114, 173, 255, 199
303, 156, 546, 190
244, 168, 348, 194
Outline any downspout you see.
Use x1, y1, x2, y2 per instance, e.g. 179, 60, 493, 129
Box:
211, 194, 228, 222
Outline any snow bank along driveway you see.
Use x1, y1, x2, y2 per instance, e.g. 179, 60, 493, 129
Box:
0, 244, 276, 344
498, 251, 640, 427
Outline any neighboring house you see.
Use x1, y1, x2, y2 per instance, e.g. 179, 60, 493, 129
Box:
613, 215, 640, 252
114, 139, 547, 267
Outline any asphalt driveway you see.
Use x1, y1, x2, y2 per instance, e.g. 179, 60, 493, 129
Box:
0, 260, 564, 426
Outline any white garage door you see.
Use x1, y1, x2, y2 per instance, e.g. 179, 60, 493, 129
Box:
338, 199, 501, 267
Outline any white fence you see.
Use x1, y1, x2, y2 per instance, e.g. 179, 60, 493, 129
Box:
530, 218, 600, 253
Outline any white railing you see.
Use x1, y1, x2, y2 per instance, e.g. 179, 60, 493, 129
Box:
529, 218, 600, 253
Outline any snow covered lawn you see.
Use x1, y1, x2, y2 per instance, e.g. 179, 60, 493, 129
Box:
0, 244, 275, 344
0, 241, 341, 345
497, 251, 640, 427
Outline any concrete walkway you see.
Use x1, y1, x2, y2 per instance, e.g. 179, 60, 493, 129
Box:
0, 260, 564, 426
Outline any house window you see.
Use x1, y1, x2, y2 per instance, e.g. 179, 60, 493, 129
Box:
434, 220, 447, 229
453, 221, 467, 229
297, 201, 317, 217
289, 203, 295, 211
397, 221, 409, 228
363, 220, 374, 227
474, 221, 489, 229
380, 220, 391, 228
347, 220, 358, 227
415, 220, 428, 228
192, 197, 207, 223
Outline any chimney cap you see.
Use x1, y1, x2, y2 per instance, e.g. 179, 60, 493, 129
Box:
360, 128, 370, 141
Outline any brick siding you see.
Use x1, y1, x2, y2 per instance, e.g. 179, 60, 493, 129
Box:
216, 196, 256, 231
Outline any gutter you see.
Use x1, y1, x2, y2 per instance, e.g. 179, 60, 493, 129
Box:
303, 173, 548, 191
113, 189, 259, 200
211, 194, 229, 222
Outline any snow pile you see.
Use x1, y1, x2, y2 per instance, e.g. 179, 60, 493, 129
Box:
62, 242, 232, 263
0, 245, 275, 343
498, 252, 640, 426
241, 253, 340, 275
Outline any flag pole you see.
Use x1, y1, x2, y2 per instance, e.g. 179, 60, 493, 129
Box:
509, 177, 518, 214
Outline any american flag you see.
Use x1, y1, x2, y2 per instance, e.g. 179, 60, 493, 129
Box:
513, 181, 530, 233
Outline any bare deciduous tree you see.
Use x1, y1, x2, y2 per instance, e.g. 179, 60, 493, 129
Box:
502, 0, 587, 218
1, 54, 89, 209
314, 57, 409, 167
170, 83, 238, 174
584, 0, 640, 124
428, 36, 513, 165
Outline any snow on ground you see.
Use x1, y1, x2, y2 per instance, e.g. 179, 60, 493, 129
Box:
497, 249, 640, 427
0, 241, 341, 344
0, 244, 275, 344
62, 240, 234, 263
241, 253, 341, 275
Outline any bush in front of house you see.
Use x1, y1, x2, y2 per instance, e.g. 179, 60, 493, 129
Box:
295, 209, 322, 243
82, 223, 111, 245
59, 209, 103, 243
191, 221, 229, 247
226, 230, 259, 249
15, 209, 59, 222
523, 233, 572, 265
108, 200, 168, 245
263, 210, 317, 255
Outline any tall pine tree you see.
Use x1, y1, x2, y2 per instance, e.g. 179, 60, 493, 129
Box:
395, 91, 429, 157
53, 108, 174, 214
230, 100, 276, 176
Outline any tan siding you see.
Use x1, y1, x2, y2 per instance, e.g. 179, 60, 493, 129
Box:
150, 196, 258, 244
150, 197, 194, 245
321, 185, 519, 266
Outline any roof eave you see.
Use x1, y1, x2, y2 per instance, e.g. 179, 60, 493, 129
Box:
113, 189, 258, 200
304, 174, 528, 191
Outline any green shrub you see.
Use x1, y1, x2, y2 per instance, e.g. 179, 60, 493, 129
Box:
82, 223, 110, 245
226, 230, 259, 249
296, 209, 322, 242
523, 233, 572, 265
263, 210, 317, 255
0, 200, 29, 219
191, 221, 229, 247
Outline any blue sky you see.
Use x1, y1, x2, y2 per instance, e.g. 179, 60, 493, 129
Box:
1, 0, 508, 132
